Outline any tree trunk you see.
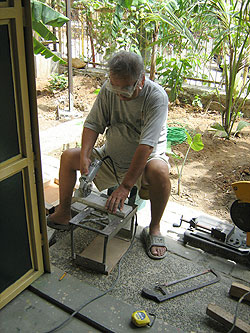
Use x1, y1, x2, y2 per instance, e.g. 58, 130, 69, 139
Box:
149, 23, 159, 81
86, 12, 96, 67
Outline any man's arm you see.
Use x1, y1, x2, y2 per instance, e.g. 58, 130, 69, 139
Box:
80, 127, 99, 175
105, 144, 153, 213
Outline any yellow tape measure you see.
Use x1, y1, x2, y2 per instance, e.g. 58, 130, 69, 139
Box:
131, 310, 155, 327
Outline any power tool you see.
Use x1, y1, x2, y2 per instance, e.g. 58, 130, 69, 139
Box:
175, 181, 250, 265
230, 181, 250, 246
74, 159, 103, 198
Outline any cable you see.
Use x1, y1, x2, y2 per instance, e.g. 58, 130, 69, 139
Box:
101, 155, 120, 186
43, 214, 138, 333
93, 149, 121, 186
227, 290, 250, 333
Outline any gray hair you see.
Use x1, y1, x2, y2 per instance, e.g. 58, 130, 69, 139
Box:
107, 51, 144, 81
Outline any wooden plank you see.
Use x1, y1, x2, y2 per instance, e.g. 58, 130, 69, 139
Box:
43, 182, 59, 207
206, 303, 250, 333
76, 235, 130, 274
229, 282, 250, 302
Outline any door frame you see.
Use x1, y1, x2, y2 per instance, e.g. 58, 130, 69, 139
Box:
0, 0, 50, 309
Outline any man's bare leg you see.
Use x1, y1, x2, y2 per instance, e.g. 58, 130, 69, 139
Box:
48, 148, 81, 225
143, 159, 171, 257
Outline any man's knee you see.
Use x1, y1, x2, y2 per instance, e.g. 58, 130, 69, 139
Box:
144, 159, 170, 185
61, 148, 81, 170
139, 160, 171, 199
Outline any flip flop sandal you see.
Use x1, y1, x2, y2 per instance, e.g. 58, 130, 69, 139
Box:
46, 216, 71, 231
141, 226, 167, 260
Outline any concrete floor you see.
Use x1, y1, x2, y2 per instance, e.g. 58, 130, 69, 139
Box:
2, 198, 249, 333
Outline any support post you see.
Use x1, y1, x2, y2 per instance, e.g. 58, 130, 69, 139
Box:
66, 0, 73, 112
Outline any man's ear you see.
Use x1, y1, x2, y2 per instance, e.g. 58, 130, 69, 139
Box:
139, 74, 145, 89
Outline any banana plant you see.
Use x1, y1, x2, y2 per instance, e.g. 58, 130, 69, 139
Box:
31, 0, 69, 64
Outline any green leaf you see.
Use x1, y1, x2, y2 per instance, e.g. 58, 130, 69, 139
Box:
94, 88, 100, 95
31, 0, 69, 27
146, 12, 196, 48
213, 130, 228, 138
112, 4, 123, 38
124, 0, 133, 8
32, 20, 57, 41
33, 37, 66, 64
211, 122, 225, 131
210, 122, 229, 137
235, 120, 250, 134
186, 132, 204, 151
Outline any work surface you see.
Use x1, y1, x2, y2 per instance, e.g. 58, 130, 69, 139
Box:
1, 200, 250, 332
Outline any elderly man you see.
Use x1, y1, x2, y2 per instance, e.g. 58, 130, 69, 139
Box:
47, 51, 171, 259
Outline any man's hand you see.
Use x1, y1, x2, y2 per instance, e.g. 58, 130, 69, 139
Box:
105, 184, 130, 214
80, 157, 91, 175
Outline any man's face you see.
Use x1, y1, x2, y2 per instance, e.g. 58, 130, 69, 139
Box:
108, 73, 145, 101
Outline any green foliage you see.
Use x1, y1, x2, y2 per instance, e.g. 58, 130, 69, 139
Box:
48, 73, 68, 93
43, 0, 250, 142
186, 132, 204, 151
71, 0, 202, 74
73, 0, 116, 60
93, 88, 100, 95
211, 116, 250, 138
31, 0, 69, 64
234, 121, 250, 137
31, 0, 68, 26
199, 0, 250, 138
192, 95, 203, 108
157, 56, 194, 102
110, 0, 157, 59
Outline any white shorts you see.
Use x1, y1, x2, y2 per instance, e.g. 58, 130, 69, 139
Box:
91, 146, 170, 199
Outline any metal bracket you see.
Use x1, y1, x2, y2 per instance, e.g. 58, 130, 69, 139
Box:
70, 199, 137, 273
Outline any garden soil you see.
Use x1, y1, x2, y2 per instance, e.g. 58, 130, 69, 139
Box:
36, 74, 250, 223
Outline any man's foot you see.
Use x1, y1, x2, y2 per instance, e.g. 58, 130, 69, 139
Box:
47, 216, 71, 231
46, 208, 71, 231
141, 226, 167, 259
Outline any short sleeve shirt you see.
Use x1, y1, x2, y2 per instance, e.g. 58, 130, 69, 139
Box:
84, 78, 168, 171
